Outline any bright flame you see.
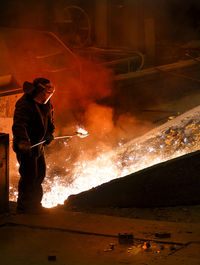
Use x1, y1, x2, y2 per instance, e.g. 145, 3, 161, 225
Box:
77, 127, 88, 135
76, 127, 89, 138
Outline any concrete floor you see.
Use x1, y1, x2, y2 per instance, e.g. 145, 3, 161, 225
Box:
0, 205, 200, 265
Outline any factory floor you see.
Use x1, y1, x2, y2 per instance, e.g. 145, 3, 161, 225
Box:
0, 203, 200, 265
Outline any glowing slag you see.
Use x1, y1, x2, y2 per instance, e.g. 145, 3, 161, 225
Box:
42, 152, 119, 208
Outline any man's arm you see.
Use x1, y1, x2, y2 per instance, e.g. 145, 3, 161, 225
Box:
12, 100, 31, 152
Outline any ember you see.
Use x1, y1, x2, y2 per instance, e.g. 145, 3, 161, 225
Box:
9, 105, 200, 208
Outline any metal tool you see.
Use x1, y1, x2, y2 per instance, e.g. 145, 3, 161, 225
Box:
31, 131, 88, 149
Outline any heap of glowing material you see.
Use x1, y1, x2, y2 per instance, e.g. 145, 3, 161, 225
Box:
9, 106, 200, 208
42, 152, 119, 208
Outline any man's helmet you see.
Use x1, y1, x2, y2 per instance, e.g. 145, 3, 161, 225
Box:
23, 77, 55, 104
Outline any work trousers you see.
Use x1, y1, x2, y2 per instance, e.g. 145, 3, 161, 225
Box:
16, 152, 46, 210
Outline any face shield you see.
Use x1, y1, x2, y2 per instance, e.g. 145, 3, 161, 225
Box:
34, 83, 55, 104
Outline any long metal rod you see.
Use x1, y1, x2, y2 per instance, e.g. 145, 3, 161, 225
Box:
54, 135, 75, 140
31, 140, 46, 148
31, 135, 75, 148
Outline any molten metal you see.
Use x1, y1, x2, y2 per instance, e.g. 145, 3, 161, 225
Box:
76, 127, 89, 138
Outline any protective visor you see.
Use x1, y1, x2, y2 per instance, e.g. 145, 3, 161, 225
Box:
35, 83, 55, 104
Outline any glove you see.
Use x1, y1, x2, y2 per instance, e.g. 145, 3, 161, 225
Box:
43, 134, 54, 146
18, 141, 31, 154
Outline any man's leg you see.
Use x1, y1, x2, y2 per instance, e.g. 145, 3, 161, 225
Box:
17, 153, 38, 211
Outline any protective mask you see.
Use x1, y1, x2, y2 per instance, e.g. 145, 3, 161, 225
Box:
34, 83, 55, 104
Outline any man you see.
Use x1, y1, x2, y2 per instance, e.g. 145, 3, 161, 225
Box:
12, 77, 55, 213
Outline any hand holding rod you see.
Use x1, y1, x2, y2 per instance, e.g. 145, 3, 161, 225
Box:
31, 135, 74, 148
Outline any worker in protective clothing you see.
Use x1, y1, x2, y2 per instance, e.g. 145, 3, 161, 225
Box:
12, 77, 55, 213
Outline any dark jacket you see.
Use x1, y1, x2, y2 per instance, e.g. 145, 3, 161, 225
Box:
12, 93, 55, 154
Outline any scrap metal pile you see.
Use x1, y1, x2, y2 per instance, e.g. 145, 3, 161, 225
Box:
115, 105, 200, 176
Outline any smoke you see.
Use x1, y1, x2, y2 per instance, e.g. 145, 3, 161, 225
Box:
84, 103, 114, 136
52, 56, 114, 126
1, 25, 154, 159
